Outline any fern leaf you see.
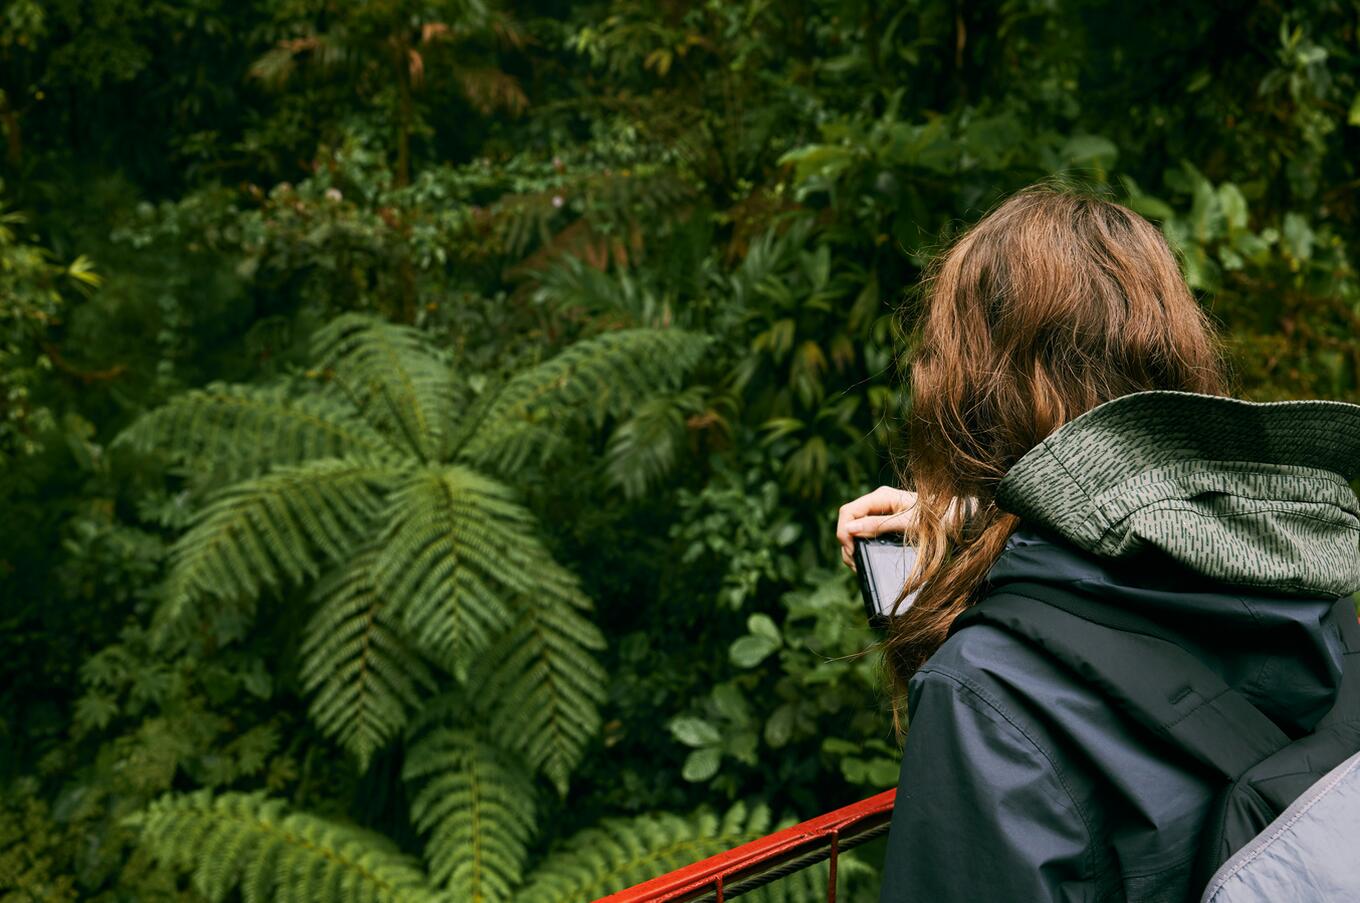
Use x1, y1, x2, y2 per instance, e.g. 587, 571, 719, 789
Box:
514, 801, 774, 903
457, 329, 710, 476
374, 466, 576, 666
300, 549, 436, 769
161, 458, 392, 624
312, 314, 459, 462
465, 588, 606, 796
375, 465, 606, 790
604, 387, 705, 499
117, 382, 397, 480
129, 790, 442, 903
403, 729, 536, 902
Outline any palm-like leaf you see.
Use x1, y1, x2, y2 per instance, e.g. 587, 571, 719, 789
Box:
605, 387, 706, 499
300, 549, 436, 768
457, 329, 710, 476
117, 382, 397, 480
161, 458, 390, 624
314, 313, 462, 462
403, 729, 536, 902
465, 588, 606, 795
372, 466, 537, 666
129, 790, 442, 903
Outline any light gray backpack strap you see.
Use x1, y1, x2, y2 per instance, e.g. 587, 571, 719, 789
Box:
1200, 749, 1360, 903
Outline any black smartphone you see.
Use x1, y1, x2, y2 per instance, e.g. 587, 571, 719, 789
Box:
853, 533, 920, 629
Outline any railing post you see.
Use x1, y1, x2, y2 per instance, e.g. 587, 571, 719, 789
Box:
827, 829, 839, 903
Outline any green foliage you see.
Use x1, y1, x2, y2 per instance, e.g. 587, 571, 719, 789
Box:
130, 791, 441, 903
403, 729, 536, 900
0, 195, 100, 464
299, 551, 436, 768
158, 459, 390, 626
118, 383, 399, 480
459, 328, 711, 478
461, 582, 609, 794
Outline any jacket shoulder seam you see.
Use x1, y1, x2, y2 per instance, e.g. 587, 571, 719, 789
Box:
915, 664, 1101, 877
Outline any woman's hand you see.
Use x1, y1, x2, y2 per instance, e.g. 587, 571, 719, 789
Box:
836, 486, 919, 571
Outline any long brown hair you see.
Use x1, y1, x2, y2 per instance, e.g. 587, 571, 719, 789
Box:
885, 186, 1231, 729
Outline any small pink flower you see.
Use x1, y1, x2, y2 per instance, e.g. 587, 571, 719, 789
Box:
551, 195, 565, 208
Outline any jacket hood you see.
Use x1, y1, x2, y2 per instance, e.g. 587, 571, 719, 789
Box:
986, 390, 1360, 732
995, 390, 1360, 598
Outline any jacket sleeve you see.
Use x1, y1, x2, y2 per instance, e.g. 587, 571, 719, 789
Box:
877, 666, 1097, 903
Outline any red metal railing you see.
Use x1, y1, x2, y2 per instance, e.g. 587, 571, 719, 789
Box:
597, 789, 896, 903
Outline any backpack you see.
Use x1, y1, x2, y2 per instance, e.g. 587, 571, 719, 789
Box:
950, 580, 1360, 902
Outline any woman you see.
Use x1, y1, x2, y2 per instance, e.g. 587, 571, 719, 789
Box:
836, 188, 1360, 902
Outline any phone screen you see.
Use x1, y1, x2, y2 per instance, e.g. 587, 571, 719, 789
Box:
854, 534, 920, 627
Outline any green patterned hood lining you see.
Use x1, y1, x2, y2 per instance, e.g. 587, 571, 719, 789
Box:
996, 391, 1360, 597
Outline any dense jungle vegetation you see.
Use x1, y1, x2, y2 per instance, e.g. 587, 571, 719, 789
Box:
2, 0, 1359, 899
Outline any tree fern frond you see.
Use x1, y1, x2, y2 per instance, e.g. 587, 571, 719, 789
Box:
466, 587, 606, 795
514, 801, 773, 903
374, 465, 603, 669
457, 329, 710, 477
161, 458, 392, 625
403, 729, 536, 902
128, 790, 442, 903
312, 314, 460, 462
728, 219, 817, 312
116, 382, 397, 480
301, 549, 436, 769
370, 466, 534, 666
532, 255, 676, 326
605, 388, 705, 499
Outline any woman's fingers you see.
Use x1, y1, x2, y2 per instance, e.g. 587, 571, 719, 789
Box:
836, 491, 983, 571
838, 485, 916, 522
837, 487, 918, 567
842, 511, 918, 538
838, 520, 905, 570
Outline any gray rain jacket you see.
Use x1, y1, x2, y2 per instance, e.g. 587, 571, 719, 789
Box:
878, 391, 1360, 903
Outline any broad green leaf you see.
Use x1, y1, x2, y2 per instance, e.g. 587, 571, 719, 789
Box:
730, 635, 780, 668
670, 716, 721, 748
682, 747, 722, 782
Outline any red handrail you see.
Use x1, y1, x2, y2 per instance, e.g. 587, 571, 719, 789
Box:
597, 789, 896, 903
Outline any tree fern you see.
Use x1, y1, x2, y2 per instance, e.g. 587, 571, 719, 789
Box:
299, 550, 435, 768
312, 314, 460, 462
122, 312, 704, 851
116, 382, 399, 481
161, 458, 390, 624
465, 588, 606, 795
458, 328, 710, 476
403, 729, 536, 902
128, 790, 443, 903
